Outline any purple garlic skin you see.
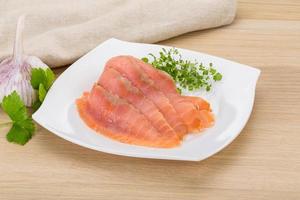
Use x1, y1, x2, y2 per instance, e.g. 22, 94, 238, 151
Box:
0, 56, 47, 107
0, 15, 48, 107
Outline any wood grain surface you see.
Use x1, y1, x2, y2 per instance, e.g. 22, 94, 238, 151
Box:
1, 1, 300, 199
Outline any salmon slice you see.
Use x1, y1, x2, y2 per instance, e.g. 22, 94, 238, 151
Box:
133, 57, 211, 111
130, 56, 214, 130
198, 110, 215, 128
76, 85, 180, 148
98, 68, 179, 141
105, 56, 188, 138
183, 96, 211, 111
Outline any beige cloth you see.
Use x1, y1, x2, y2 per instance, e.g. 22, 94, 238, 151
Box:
0, 0, 236, 68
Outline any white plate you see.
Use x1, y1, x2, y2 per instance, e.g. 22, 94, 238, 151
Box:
32, 38, 260, 161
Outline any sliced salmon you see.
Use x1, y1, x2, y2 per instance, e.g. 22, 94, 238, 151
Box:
183, 96, 211, 111
105, 56, 188, 138
133, 57, 211, 111
130, 56, 214, 130
98, 68, 179, 142
76, 85, 180, 148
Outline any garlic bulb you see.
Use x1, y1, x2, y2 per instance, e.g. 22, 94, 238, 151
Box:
0, 16, 48, 107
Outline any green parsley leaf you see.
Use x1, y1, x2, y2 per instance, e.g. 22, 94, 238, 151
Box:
31, 68, 46, 90
38, 83, 47, 102
141, 57, 149, 63
209, 68, 217, 74
32, 100, 42, 112
1, 91, 35, 145
1, 91, 27, 122
213, 72, 222, 81
6, 123, 33, 145
16, 118, 35, 133
30, 67, 55, 110
31, 68, 55, 90
44, 68, 55, 90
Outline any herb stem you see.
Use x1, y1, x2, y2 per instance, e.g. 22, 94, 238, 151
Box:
0, 121, 12, 128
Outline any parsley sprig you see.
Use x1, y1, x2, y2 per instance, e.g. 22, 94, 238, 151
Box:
0, 67, 55, 145
31, 68, 55, 111
142, 48, 222, 93
1, 91, 35, 145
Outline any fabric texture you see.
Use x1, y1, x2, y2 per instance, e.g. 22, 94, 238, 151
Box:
0, 0, 236, 67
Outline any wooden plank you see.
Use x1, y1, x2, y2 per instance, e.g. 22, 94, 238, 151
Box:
237, 0, 300, 20
1, 1, 300, 199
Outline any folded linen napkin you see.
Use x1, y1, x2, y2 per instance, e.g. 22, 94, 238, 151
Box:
0, 0, 236, 67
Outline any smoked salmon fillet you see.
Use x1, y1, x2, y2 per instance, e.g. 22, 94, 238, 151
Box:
76, 85, 180, 148
183, 96, 211, 112
107, 56, 214, 132
76, 55, 216, 148
105, 56, 188, 138
98, 68, 179, 141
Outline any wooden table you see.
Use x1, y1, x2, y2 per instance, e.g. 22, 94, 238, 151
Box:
1, 1, 300, 199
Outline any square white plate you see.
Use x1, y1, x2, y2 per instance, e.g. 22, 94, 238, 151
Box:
32, 38, 260, 161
